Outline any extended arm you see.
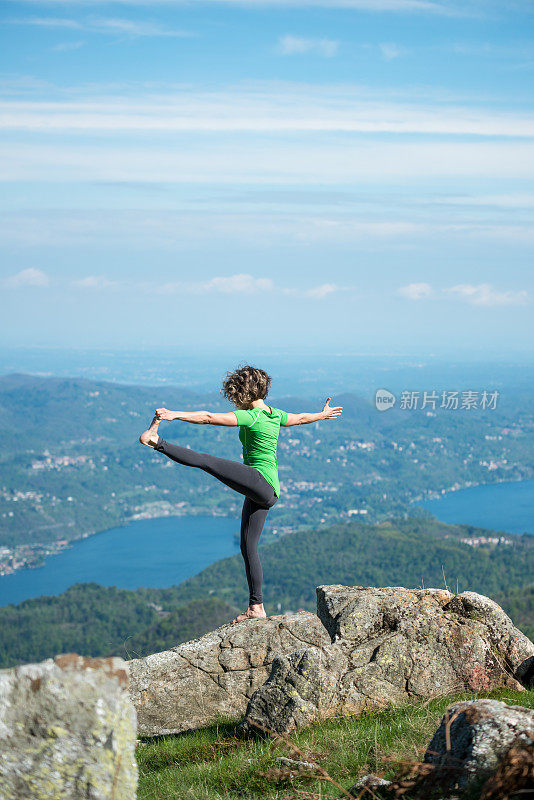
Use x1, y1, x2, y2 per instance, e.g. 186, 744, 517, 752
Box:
155, 408, 238, 426
283, 397, 343, 427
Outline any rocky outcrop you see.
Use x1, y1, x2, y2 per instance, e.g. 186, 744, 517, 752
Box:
0, 653, 137, 800
419, 698, 534, 797
128, 611, 330, 736
353, 698, 534, 799
239, 586, 534, 735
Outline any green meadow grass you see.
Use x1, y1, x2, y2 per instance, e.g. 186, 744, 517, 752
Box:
136, 686, 534, 799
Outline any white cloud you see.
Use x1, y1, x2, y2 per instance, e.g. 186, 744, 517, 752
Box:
397, 281, 530, 306
431, 193, 534, 208
0, 75, 57, 96
378, 42, 407, 60
9, 17, 81, 29
14, 270, 345, 299
150, 281, 181, 294
448, 41, 531, 59
5, 16, 193, 37
282, 282, 346, 298
1, 209, 532, 250
0, 0, 469, 14
4, 138, 531, 187
1, 85, 532, 136
3, 268, 50, 288
72, 275, 118, 288
277, 35, 339, 57
444, 283, 530, 307
191, 273, 341, 300
1, 268, 528, 308
304, 283, 340, 298
139, 274, 276, 294
51, 40, 84, 51
397, 282, 433, 300
87, 16, 192, 36
192, 274, 275, 294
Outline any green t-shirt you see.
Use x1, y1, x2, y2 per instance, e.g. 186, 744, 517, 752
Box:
233, 405, 288, 497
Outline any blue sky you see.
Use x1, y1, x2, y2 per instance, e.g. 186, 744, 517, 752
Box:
0, 0, 533, 356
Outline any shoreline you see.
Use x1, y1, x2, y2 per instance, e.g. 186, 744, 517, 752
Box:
0, 506, 236, 580
411, 475, 534, 536
409, 473, 534, 505
2, 474, 533, 580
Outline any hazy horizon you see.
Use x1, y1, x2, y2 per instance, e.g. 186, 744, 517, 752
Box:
2, 345, 533, 400
1, 0, 533, 355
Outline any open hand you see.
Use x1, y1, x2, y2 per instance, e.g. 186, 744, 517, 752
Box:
155, 407, 174, 421
322, 397, 343, 419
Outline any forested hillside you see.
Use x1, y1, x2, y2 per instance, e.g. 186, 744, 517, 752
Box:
1, 372, 533, 564
0, 518, 531, 668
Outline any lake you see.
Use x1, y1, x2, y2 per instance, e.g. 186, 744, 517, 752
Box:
0, 515, 239, 607
2, 478, 532, 608
418, 478, 534, 535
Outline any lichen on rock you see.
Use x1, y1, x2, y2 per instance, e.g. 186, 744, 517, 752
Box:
0, 653, 137, 800
239, 586, 534, 736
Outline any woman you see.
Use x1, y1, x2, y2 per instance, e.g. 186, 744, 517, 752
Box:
139, 365, 342, 623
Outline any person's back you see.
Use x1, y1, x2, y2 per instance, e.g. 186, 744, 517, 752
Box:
233, 406, 288, 498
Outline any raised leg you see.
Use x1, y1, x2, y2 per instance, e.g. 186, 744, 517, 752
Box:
154, 437, 277, 507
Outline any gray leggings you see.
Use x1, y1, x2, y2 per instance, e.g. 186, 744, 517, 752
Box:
154, 436, 277, 605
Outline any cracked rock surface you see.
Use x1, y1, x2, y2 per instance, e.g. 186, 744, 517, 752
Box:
239, 586, 534, 735
0, 653, 137, 800
128, 611, 330, 736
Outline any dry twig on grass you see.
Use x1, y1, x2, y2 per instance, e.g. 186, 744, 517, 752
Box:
245, 718, 385, 800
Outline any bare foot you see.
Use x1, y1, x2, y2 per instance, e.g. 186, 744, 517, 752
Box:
231, 604, 267, 624
139, 414, 161, 448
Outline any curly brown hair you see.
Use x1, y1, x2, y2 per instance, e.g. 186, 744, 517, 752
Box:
222, 365, 272, 409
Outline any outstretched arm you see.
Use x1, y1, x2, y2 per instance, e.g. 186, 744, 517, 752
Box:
282, 397, 343, 427
155, 408, 238, 426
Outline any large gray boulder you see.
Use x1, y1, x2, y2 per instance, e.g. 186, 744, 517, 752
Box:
0, 653, 138, 800
239, 586, 534, 735
128, 610, 330, 736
